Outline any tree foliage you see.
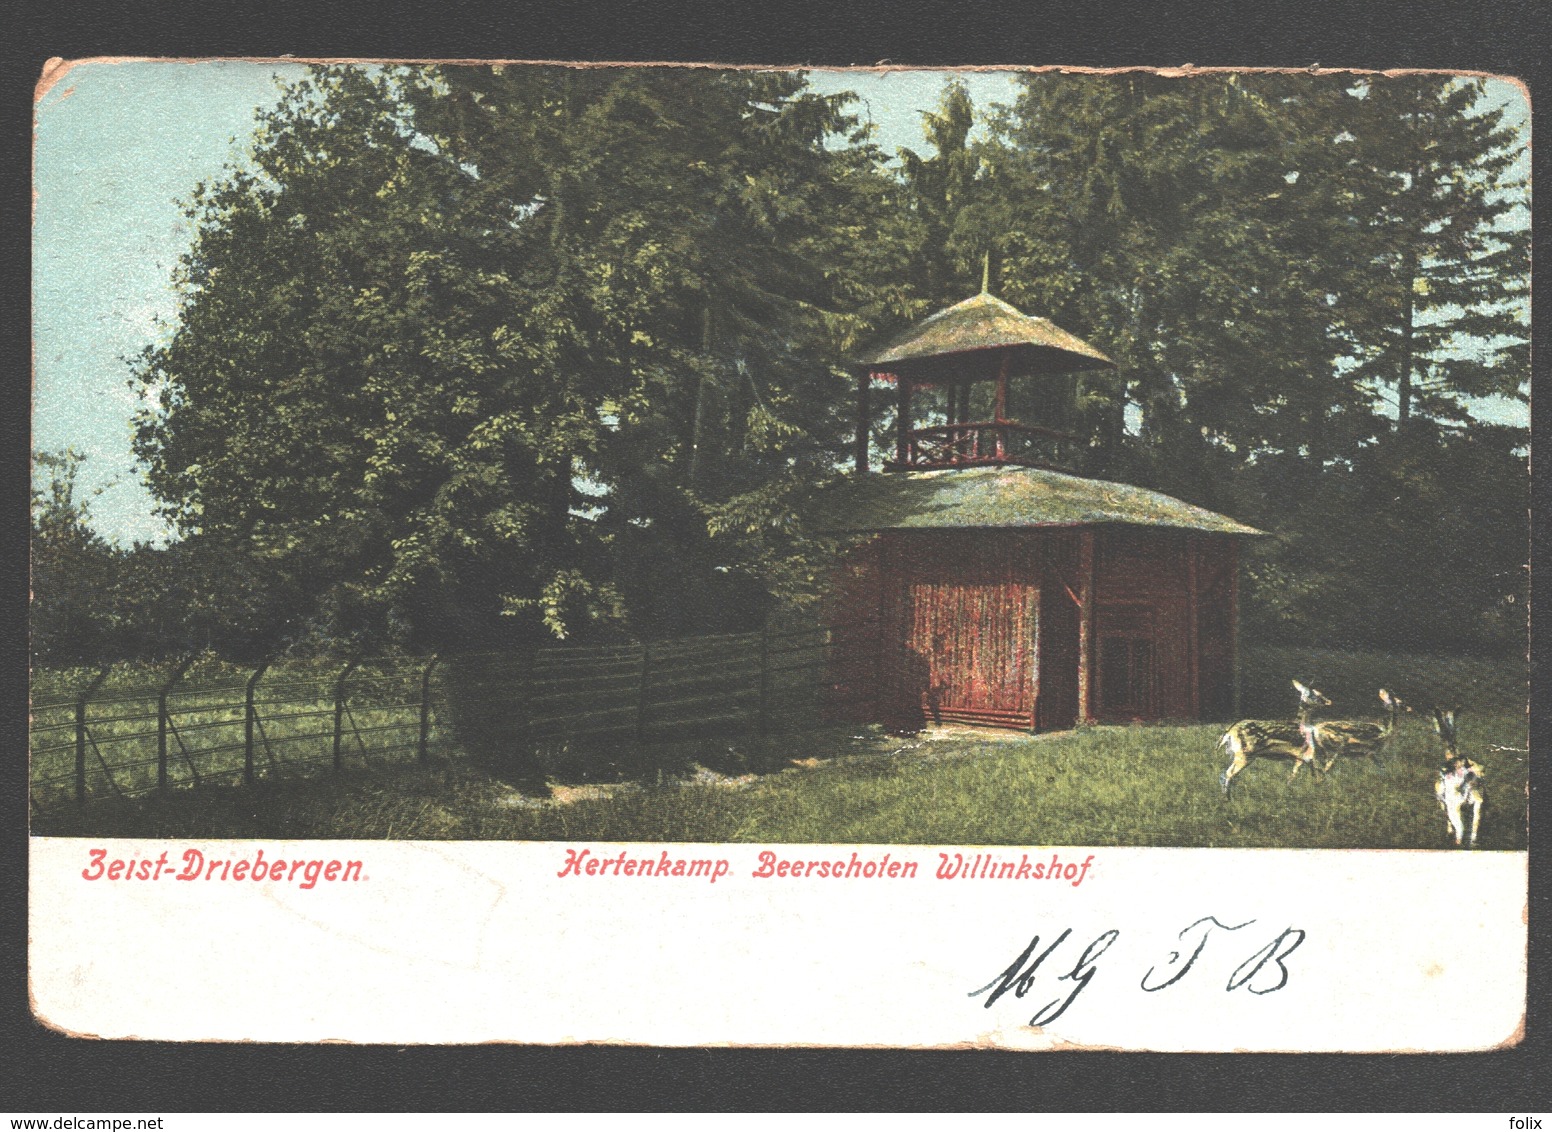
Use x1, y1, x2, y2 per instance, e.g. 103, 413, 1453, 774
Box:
917, 72, 1527, 651
106, 67, 1529, 661
133, 67, 909, 650
31, 451, 122, 665
1332, 76, 1529, 428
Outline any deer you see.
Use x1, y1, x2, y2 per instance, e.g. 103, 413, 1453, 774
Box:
1307, 688, 1410, 774
1219, 680, 1331, 800
1430, 707, 1483, 849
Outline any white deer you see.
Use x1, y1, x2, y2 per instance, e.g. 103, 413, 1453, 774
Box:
1431, 707, 1483, 849
1219, 680, 1330, 800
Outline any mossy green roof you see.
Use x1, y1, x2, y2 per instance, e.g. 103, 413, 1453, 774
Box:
811, 466, 1264, 535
853, 292, 1116, 382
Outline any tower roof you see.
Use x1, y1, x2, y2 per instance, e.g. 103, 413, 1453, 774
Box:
852, 292, 1116, 383
811, 465, 1263, 536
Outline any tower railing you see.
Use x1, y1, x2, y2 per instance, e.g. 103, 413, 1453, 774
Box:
884, 420, 1085, 472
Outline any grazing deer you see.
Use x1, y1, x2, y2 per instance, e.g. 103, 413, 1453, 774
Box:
1431, 708, 1483, 848
1219, 680, 1331, 800
1309, 689, 1410, 773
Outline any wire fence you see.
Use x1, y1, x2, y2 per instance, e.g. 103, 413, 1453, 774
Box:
31, 628, 1523, 812
30, 621, 867, 812
29, 653, 449, 812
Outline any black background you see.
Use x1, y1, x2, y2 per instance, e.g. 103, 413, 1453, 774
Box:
5, 0, 1548, 1112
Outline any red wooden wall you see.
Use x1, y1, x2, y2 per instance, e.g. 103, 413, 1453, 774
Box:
824, 528, 1238, 732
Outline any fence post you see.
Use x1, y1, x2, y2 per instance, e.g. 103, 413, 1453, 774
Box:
333, 658, 361, 773
757, 622, 772, 737
75, 666, 111, 806
418, 654, 440, 761
157, 655, 198, 796
634, 642, 652, 745
244, 658, 271, 786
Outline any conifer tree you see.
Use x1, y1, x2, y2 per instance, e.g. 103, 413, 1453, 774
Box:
1332, 75, 1528, 429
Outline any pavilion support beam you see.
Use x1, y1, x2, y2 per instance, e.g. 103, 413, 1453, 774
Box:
895, 378, 912, 466
1229, 538, 1242, 719
994, 352, 1010, 460
1077, 529, 1097, 724
1186, 534, 1200, 719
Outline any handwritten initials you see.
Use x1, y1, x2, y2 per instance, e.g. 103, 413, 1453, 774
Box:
1140, 915, 1255, 992
1226, 927, 1307, 995
972, 916, 1307, 1028
969, 928, 1121, 1026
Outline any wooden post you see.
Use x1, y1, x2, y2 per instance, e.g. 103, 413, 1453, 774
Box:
895, 378, 912, 466
634, 643, 652, 745
873, 540, 888, 723
1076, 530, 1096, 724
757, 622, 772, 736
74, 666, 110, 806
1028, 567, 1041, 734
1229, 539, 1242, 719
855, 371, 870, 472
418, 655, 440, 761
1186, 535, 1200, 719
74, 696, 86, 807
244, 658, 271, 786
157, 655, 197, 795
332, 658, 360, 773
993, 353, 1010, 460
156, 680, 169, 795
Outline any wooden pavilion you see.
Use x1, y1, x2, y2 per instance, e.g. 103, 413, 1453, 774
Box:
818, 290, 1262, 733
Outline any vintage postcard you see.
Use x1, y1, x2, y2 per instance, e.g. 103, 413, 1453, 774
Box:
29, 59, 1529, 1049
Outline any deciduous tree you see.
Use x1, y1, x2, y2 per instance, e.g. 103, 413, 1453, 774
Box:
134, 66, 909, 648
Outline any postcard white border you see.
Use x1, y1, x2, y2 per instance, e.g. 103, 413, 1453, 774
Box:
28, 838, 1525, 1051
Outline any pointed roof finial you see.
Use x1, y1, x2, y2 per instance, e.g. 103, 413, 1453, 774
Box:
981, 249, 991, 295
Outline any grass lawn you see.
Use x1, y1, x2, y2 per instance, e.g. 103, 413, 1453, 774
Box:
32, 644, 1528, 848
28, 655, 448, 810
33, 704, 1528, 849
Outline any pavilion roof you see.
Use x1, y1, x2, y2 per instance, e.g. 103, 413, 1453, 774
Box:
810, 465, 1264, 536
852, 292, 1115, 382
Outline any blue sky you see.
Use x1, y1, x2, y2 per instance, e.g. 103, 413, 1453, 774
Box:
32, 62, 1528, 546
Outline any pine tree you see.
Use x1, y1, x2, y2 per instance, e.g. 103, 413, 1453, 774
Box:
897, 79, 992, 304
1332, 75, 1529, 430
984, 72, 1376, 503
978, 71, 1527, 652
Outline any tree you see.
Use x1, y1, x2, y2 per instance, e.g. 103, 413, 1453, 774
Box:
133, 66, 908, 649
416, 67, 915, 634
978, 71, 1527, 652
897, 80, 993, 303
130, 66, 1526, 660
981, 71, 1389, 501
1242, 420, 1528, 652
110, 537, 308, 660
30, 450, 123, 665
1331, 75, 1529, 430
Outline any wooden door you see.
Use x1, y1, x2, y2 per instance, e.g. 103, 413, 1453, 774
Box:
906, 581, 1038, 726
1096, 604, 1159, 720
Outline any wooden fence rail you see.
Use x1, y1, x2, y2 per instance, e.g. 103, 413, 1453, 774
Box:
30, 622, 860, 811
